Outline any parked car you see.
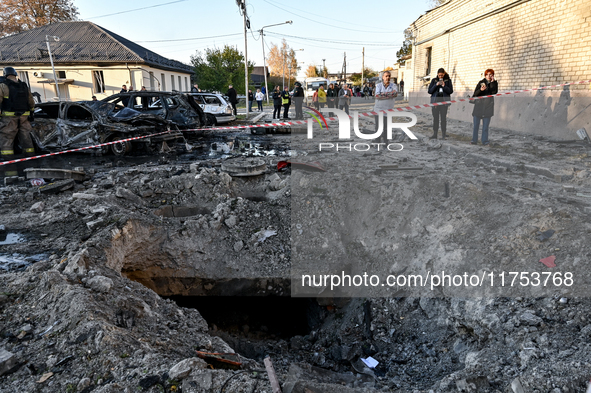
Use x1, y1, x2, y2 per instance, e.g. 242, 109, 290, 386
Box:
186, 92, 236, 125
31, 98, 189, 156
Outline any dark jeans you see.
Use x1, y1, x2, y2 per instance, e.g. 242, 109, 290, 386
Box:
473, 116, 492, 144
257, 100, 263, 111
431, 105, 448, 136
327, 99, 336, 108
339, 104, 349, 115
294, 97, 304, 119
283, 104, 290, 119
374, 115, 388, 143
231, 102, 237, 115
273, 104, 281, 118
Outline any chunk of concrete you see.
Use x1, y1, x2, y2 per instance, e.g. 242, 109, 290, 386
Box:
0, 348, 17, 377
511, 377, 526, 393
86, 276, 113, 293
169, 357, 207, 381
30, 201, 45, 213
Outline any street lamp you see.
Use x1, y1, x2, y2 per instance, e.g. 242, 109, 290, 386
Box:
45, 35, 60, 101
259, 21, 292, 104
283, 48, 303, 90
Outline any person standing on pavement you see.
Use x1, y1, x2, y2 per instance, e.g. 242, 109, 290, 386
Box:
248, 89, 254, 113
427, 68, 453, 140
255, 88, 264, 112
318, 85, 327, 109
338, 82, 351, 115
373, 71, 398, 144
191, 84, 201, 93
471, 69, 498, 146
227, 85, 238, 116
281, 86, 291, 120
292, 82, 304, 119
0, 67, 36, 160
272, 86, 282, 119
327, 83, 338, 108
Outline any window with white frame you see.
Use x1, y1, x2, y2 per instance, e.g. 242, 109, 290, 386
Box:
93, 70, 105, 93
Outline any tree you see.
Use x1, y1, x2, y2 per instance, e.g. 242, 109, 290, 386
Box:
0, 0, 78, 37
305, 65, 322, 78
350, 68, 377, 85
191, 45, 254, 94
322, 66, 328, 78
396, 28, 413, 64
267, 39, 300, 80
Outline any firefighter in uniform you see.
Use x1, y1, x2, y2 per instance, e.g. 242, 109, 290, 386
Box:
0, 67, 36, 160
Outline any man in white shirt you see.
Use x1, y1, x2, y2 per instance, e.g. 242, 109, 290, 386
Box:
373, 71, 398, 144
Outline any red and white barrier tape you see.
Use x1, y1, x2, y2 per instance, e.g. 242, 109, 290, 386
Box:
2, 78, 589, 167
0, 129, 176, 167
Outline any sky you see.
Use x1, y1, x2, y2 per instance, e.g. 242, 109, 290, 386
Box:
74, 0, 433, 80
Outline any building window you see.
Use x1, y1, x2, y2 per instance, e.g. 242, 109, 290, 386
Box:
149, 72, 155, 90
161, 73, 166, 91
18, 71, 30, 86
171, 75, 175, 91
178, 76, 182, 92
425, 47, 432, 76
184, 77, 188, 91
93, 70, 105, 93
57, 70, 66, 79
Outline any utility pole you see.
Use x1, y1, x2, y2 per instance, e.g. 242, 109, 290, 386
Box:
322, 58, 326, 77
341, 52, 347, 83
46, 35, 61, 101
361, 47, 365, 86
237, 0, 250, 118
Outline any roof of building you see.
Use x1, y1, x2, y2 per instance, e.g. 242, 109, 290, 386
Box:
0, 21, 193, 74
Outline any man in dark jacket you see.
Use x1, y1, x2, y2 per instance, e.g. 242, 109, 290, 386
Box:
293, 82, 305, 119
227, 85, 238, 115
0, 67, 36, 160
427, 68, 453, 140
326, 83, 338, 108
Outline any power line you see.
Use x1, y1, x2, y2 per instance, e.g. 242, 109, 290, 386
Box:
136, 33, 243, 43
86, 0, 189, 20
260, 0, 401, 34
265, 32, 397, 47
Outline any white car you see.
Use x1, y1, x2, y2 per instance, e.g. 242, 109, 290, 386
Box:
187, 93, 236, 125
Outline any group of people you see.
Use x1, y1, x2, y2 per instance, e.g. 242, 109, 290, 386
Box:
428, 67, 498, 145
311, 82, 354, 114
247, 89, 265, 112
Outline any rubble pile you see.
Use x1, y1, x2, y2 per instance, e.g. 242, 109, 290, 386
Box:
0, 107, 590, 392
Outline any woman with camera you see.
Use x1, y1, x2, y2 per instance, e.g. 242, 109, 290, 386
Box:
471, 68, 498, 146
427, 68, 454, 140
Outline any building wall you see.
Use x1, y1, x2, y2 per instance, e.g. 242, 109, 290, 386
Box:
408, 0, 591, 138
3, 64, 193, 102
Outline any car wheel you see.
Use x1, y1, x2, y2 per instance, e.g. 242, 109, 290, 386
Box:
206, 114, 217, 126
110, 137, 132, 156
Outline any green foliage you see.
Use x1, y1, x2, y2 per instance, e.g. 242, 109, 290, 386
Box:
396, 28, 414, 64
350, 68, 377, 85
191, 45, 254, 94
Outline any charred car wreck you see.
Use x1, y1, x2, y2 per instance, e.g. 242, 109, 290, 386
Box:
31, 92, 208, 156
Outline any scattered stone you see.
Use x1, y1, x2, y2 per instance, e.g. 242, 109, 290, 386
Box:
86, 276, 113, 293
30, 201, 45, 213
168, 358, 207, 381
0, 348, 17, 377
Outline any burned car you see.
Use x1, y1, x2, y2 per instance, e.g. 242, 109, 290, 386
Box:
31, 92, 207, 156
101, 91, 208, 130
